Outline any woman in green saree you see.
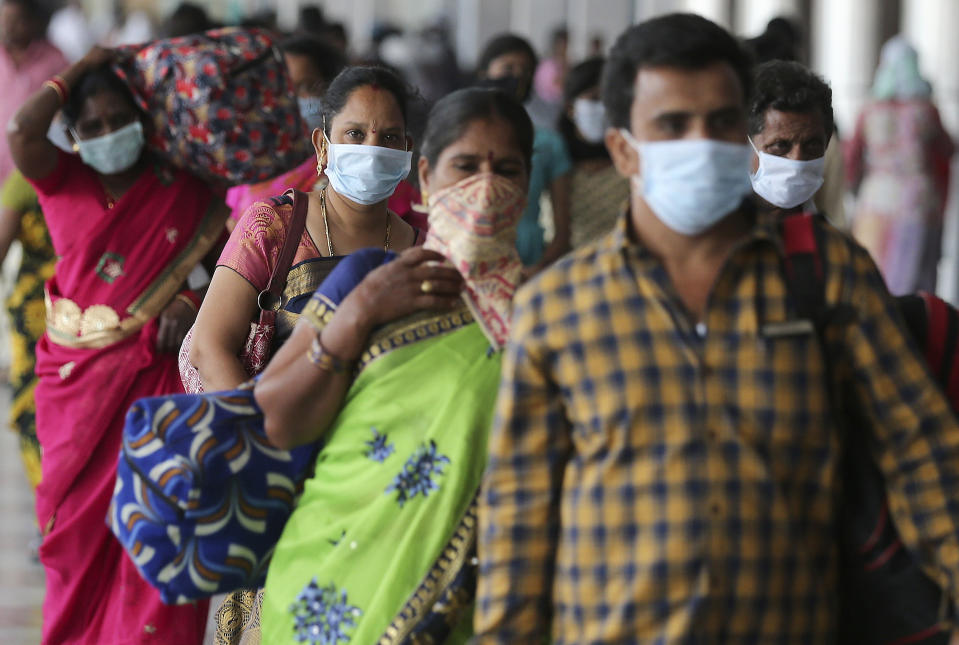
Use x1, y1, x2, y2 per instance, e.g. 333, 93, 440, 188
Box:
253, 87, 534, 644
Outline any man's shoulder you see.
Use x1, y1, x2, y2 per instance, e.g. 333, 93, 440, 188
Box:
515, 231, 620, 312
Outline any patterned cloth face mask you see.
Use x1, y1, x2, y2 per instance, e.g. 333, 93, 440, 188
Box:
72, 121, 145, 175
423, 172, 526, 349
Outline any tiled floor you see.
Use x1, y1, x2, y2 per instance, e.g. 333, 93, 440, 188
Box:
0, 386, 44, 644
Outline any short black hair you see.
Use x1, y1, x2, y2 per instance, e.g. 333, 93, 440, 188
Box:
62, 66, 141, 129
564, 57, 604, 105
421, 88, 533, 172
601, 13, 752, 129
748, 60, 833, 137
477, 33, 538, 75
280, 34, 347, 93
321, 66, 412, 137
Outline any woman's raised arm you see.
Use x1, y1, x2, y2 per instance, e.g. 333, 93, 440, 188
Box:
8, 46, 113, 180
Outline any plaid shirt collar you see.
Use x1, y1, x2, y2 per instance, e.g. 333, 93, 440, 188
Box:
603, 197, 787, 262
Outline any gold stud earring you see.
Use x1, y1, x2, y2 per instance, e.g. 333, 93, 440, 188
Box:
72, 142, 79, 152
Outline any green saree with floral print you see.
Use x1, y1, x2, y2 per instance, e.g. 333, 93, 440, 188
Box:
260, 250, 501, 645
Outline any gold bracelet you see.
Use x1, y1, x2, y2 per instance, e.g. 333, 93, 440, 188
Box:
174, 293, 199, 314
306, 334, 354, 373
43, 77, 68, 104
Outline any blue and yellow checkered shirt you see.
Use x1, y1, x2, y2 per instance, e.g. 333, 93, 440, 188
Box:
474, 209, 959, 643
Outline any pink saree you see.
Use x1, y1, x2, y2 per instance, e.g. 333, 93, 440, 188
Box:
28, 152, 228, 644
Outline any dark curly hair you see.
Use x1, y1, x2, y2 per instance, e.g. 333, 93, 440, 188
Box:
601, 13, 753, 130
748, 60, 833, 137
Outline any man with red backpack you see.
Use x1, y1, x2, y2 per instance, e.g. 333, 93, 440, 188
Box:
475, 14, 959, 644
749, 58, 958, 644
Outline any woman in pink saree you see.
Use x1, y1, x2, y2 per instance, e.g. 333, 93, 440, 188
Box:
8, 47, 228, 644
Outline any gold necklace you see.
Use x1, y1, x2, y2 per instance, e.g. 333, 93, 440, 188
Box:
321, 189, 391, 257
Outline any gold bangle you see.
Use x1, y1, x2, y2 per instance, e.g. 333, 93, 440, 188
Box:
43, 79, 66, 104
174, 293, 199, 314
306, 334, 354, 373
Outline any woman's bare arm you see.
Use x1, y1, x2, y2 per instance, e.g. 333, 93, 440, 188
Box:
8, 47, 112, 180
189, 266, 261, 391
255, 248, 464, 449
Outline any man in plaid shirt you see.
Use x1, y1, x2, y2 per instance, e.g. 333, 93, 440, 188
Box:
474, 13, 959, 644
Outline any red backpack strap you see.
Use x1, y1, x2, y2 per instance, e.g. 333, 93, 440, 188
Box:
919, 291, 959, 407
780, 212, 827, 322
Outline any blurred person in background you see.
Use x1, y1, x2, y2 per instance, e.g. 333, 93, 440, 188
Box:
0, 0, 67, 184
161, 2, 214, 39
534, 26, 568, 105
0, 169, 55, 497
224, 35, 347, 226
298, 5, 327, 37
47, 0, 95, 62
847, 35, 954, 295
8, 45, 229, 644
478, 33, 571, 272
556, 57, 628, 247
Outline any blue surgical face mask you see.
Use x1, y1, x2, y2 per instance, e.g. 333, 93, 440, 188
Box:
620, 129, 753, 235
748, 137, 825, 209
324, 133, 412, 205
72, 121, 145, 175
298, 96, 324, 132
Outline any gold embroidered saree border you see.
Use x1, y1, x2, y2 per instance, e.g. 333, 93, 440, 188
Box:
377, 500, 479, 645
300, 298, 476, 372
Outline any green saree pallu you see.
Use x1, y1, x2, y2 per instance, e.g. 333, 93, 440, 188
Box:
261, 306, 500, 644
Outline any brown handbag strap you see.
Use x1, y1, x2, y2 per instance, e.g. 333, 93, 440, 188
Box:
256, 189, 310, 312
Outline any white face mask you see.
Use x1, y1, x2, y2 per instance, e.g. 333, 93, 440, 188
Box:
620, 129, 753, 236
572, 98, 606, 143
72, 121, 145, 175
748, 138, 825, 209
324, 134, 412, 205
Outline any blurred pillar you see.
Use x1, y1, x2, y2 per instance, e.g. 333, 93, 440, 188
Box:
454, 0, 511, 71
811, 0, 881, 135
633, 0, 677, 21
510, 0, 565, 57
676, 0, 733, 28
567, 0, 633, 60
901, 0, 959, 303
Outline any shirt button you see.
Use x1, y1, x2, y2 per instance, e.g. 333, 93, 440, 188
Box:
710, 501, 722, 515
707, 429, 719, 440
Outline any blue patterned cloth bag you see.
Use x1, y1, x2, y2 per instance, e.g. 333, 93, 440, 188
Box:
109, 385, 317, 603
